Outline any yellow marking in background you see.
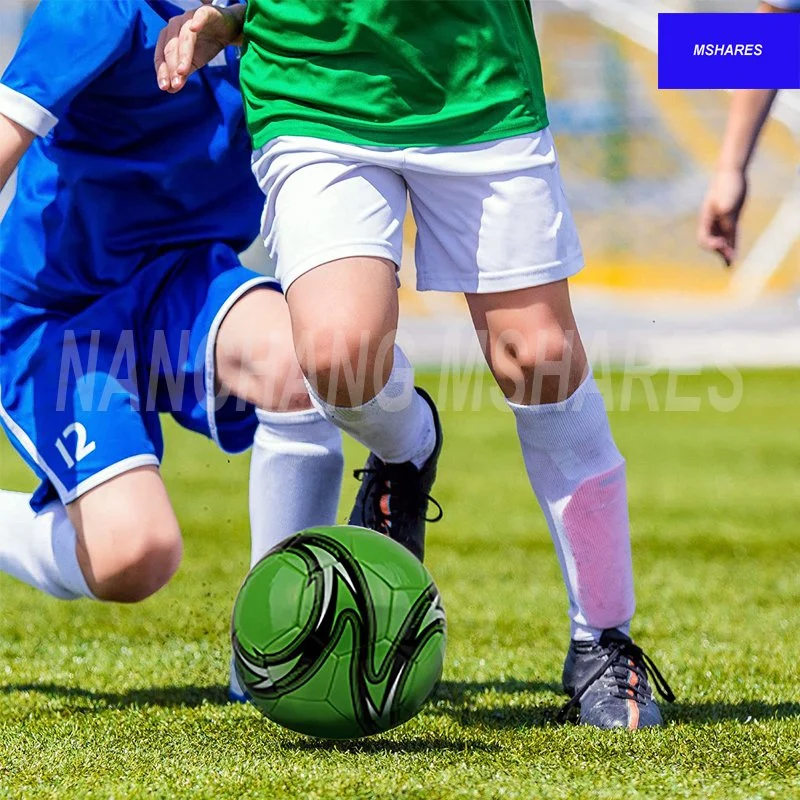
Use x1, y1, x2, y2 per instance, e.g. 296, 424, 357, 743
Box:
572, 257, 795, 294
571, 259, 724, 293
765, 240, 800, 292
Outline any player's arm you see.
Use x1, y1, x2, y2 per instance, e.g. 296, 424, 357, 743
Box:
697, 0, 798, 266
719, 0, 799, 176
0, 113, 35, 192
156, 3, 246, 93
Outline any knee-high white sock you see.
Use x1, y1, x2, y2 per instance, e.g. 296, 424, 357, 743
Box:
249, 408, 344, 566
232, 409, 344, 699
305, 345, 435, 468
509, 375, 635, 642
0, 490, 95, 600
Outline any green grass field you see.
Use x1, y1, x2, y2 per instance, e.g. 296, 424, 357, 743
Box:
1, 369, 798, 799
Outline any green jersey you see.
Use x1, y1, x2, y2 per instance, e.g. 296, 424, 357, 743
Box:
240, 1, 549, 149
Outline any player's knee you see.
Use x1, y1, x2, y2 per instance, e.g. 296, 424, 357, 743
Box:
89, 520, 183, 603
249, 347, 314, 413
295, 326, 390, 405
489, 326, 585, 405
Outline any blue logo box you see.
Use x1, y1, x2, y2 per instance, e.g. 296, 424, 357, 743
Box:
658, 13, 800, 89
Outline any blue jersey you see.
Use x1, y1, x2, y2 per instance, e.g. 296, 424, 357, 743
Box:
0, 0, 261, 308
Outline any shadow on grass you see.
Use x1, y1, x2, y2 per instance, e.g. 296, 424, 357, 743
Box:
5, 681, 798, 731
0, 682, 229, 709
430, 679, 563, 729
284, 736, 498, 754
279, 681, 563, 753
2, 682, 499, 755
430, 681, 800, 730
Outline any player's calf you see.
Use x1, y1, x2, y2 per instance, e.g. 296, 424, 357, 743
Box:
467, 281, 670, 722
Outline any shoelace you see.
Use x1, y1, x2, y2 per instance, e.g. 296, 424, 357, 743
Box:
353, 466, 443, 532
557, 637, 675, 724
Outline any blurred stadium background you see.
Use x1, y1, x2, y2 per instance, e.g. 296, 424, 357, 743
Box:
1, 0, 798, 367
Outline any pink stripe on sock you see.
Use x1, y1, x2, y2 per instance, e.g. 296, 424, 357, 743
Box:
562, 463, 635, 630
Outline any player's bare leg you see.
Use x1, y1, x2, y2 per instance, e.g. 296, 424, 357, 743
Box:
467, 280, 673, 728
214, 286, 344, 569
466, 280, 587, 405
66, 467, 182, 602
211, 285, 346, 701
0, 288, 344, 609
285, 258, 442, 561
285, 257, 400, 406
215, 285, 312, 413
0, 468, 180, 604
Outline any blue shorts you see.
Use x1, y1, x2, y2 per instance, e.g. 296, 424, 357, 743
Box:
0, 244, 278, 512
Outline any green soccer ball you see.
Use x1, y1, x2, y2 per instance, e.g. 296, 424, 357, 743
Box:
231, 525, 447, 739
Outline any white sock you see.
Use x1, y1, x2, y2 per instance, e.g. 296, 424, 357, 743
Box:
249, 408, 344, 567
231, 409, 344, 699
0, 490, 95, 600
305, 345, 435, 468
509, 375, 635, 642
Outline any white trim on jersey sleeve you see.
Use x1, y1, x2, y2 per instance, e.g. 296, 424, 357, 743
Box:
0, 83, 58, 137
763, 0, 800, 9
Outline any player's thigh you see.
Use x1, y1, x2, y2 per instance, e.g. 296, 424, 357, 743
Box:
252, 139, 408, 295
404, 129, 584, 294
253, 137, 406, 399
465, 279, 587, 367
214, 284, 310, 413
143, 246, 278, 453
67, 465, 182, 603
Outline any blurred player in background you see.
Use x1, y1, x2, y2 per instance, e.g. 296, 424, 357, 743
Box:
698, 0, 800, 265
158, 2, 674, 729
0, 0, 345, 699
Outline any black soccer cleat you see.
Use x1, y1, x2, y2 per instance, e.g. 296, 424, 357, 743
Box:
347, 387, 443, 562
558, 628, 675, 730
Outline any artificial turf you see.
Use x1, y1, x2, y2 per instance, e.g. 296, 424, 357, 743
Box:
1, 369, 798, 799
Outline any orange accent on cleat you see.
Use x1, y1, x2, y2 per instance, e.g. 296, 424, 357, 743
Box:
379, 494, 391, 525
627, 662, 640, 729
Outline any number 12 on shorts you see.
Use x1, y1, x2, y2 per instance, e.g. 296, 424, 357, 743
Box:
55, 423, 97, 468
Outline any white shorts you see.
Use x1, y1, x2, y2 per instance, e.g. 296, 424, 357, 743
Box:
252, 129, 584, 294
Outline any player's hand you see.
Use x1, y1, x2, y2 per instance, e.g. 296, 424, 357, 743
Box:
155, 4, 244, 94
697, 167, 748, 267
